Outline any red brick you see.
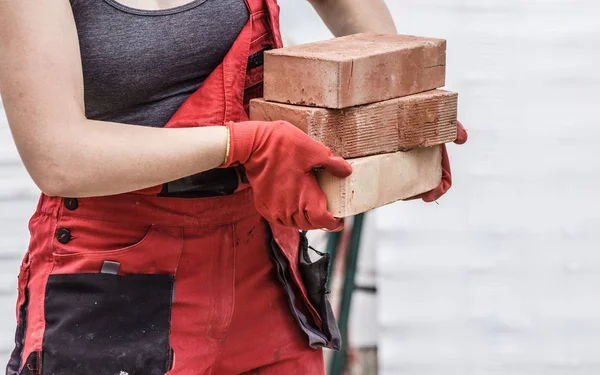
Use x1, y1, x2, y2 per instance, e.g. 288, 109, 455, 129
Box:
316, 146, 442, 217
250, 90, 458, 158
263, 33, 446, 109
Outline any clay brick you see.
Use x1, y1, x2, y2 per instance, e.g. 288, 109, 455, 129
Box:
263, 33, 446, 109
250, 90, 458, 158
316, 146, 442, 218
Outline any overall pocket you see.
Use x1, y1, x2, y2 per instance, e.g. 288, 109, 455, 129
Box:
43, 222, 182, 375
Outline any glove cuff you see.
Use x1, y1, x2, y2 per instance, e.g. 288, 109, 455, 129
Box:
220, 121, 256, 168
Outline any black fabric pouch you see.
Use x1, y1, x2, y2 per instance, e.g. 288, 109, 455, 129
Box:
41, 273, 174, 375
297, 232, 342, 350
267, 235, 330, 349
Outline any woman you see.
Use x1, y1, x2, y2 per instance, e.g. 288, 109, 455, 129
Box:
0, 0, 458, 374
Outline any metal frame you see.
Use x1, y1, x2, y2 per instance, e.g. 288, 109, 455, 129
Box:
327, 213, 366, 375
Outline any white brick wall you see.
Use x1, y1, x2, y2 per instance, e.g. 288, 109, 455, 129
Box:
373, 1, 600, 374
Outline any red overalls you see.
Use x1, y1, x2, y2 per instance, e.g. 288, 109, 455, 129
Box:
6, 0, 340, 374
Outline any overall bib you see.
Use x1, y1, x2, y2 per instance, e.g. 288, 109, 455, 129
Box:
6, 0, 341, 374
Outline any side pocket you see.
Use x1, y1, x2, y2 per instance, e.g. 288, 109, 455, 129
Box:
6, 252, 32, 375
297, 233, 342, 351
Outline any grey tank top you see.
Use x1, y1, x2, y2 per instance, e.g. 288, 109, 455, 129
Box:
70, 0, 249, 127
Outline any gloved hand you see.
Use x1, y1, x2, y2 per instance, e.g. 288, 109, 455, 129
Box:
406, 121, 468, 202
221, 120, 353, 231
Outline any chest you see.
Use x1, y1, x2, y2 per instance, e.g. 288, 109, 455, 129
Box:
71, 0, 250, 109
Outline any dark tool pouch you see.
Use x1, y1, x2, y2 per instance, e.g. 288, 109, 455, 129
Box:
298, 232, 341, 349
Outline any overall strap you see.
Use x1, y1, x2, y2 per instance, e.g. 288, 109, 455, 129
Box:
245, 0, 283, 48
265, 0, 283, 48
224, 0, 280, 122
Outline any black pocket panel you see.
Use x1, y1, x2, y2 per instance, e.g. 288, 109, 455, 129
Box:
43, 273, 174, 375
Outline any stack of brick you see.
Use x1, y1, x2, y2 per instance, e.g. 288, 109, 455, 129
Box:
250, 33, 459, 217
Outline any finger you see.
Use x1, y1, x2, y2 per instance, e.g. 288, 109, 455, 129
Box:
440, 144, 451, 174
260, 210, 294, 229
306, 208, 344, 231
276, 216, 296, 229
291, 210, 314, 231
299, 132, 352, 177
417, 146, 452, 202
301, 179, 344, 231
322, 220, 345, 232
454, 121, 468, 144
319, 155, 353, 178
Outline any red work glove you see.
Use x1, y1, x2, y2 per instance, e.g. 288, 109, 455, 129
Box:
406, 121, 468, 202
221, 120, 353, 231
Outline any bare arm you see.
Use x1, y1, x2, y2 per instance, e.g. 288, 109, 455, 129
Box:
308, 0, 397, 36
0, 0, 228, 198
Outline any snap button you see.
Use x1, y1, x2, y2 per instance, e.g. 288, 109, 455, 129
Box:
56, 228, 71, 244
64, 198, 78, 211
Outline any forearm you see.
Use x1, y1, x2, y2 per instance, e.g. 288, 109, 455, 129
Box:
308, 0, 397, 36
20, 118, 228, 197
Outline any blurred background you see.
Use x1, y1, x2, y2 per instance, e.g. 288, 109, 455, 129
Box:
1, 0, 600, 374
